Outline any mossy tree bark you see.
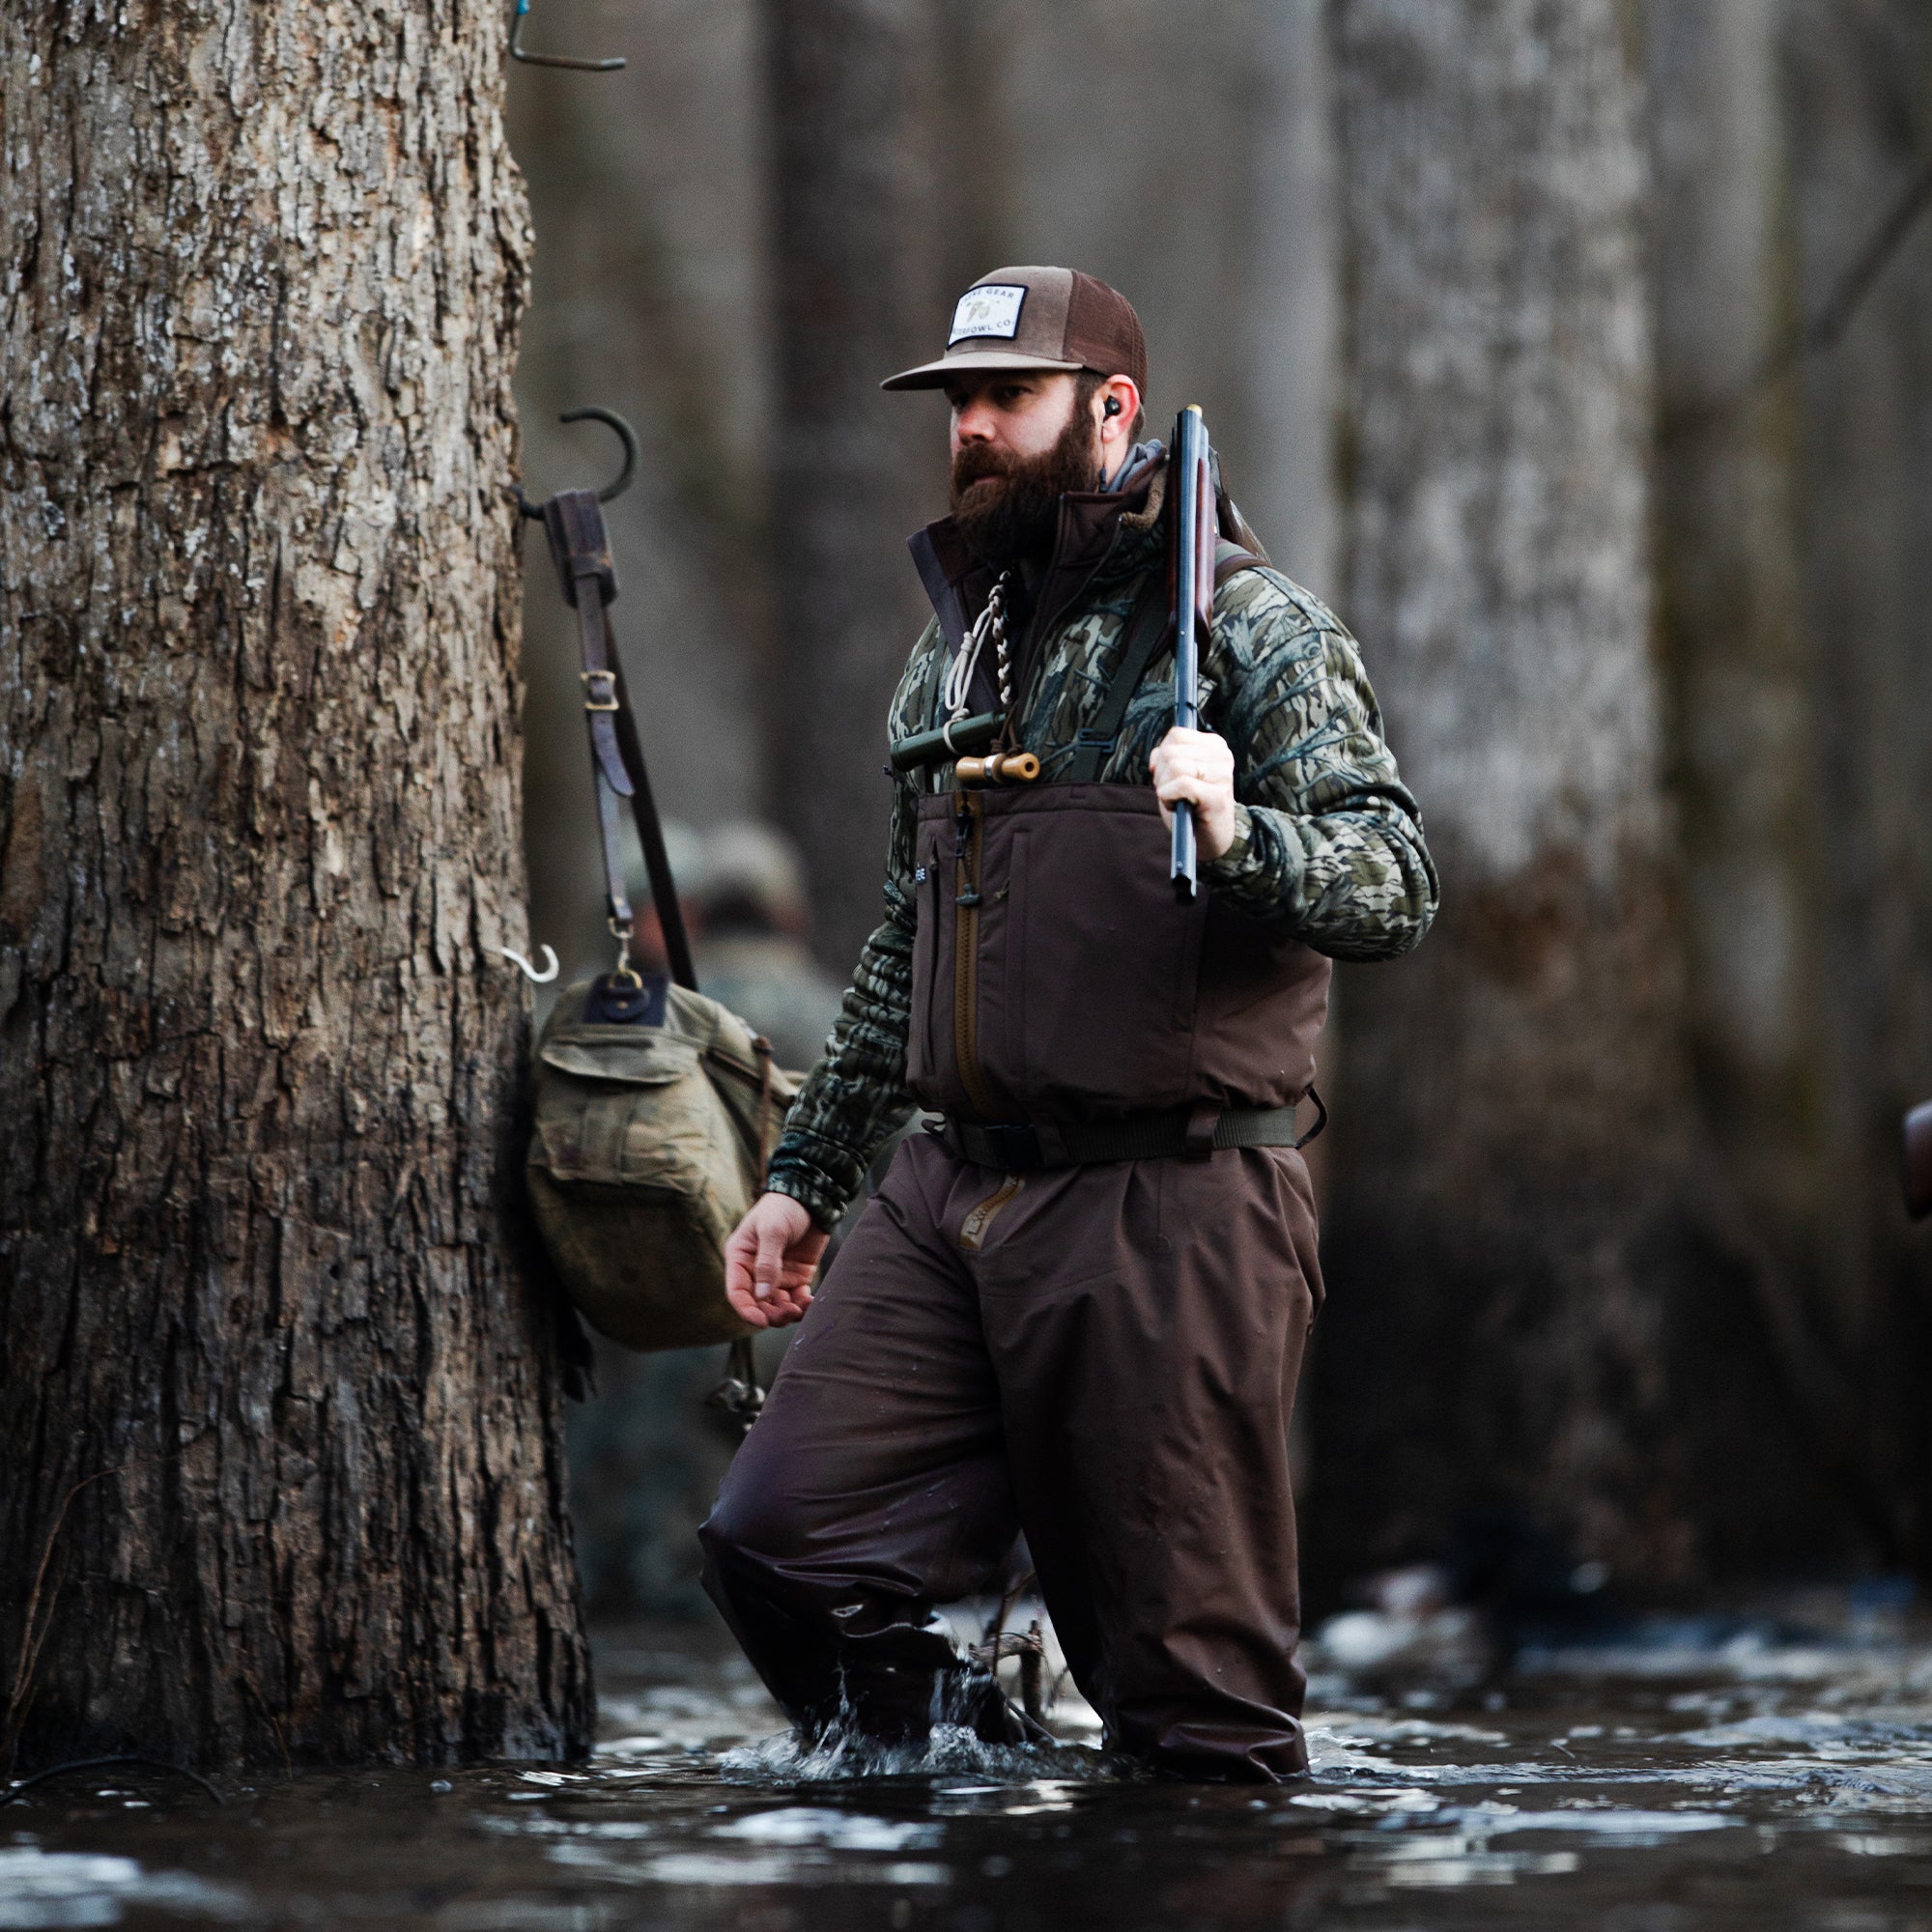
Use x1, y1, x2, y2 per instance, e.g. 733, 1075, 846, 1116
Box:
0, 3, 591, 1769
1311, 0, 1835, 1597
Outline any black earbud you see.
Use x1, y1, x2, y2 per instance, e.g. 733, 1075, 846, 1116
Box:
1103, 396, 1122, 418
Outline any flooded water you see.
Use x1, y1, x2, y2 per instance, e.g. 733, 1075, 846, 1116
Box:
6, 1596, 1932, 1930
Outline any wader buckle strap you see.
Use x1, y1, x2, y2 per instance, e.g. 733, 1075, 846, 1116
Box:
944, 1094, 1324, 1169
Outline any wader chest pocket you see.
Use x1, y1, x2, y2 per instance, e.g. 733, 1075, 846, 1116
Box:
907, 784, 1206, 1117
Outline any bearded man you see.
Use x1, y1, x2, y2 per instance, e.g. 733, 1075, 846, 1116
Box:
700, 267, 1437, 1781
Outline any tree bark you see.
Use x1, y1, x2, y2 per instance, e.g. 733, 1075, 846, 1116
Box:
1237, 0, 1342, 598
1644, 0, 1890, 1570
1312, 0, 1828, 1595
0, 2, 591, 1769
1782, 0, 1932, 1571
1652, 2, 1823, 1228
763, 0, 943, 970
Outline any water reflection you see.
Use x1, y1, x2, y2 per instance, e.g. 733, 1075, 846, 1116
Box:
3, 1598, 1931, 1929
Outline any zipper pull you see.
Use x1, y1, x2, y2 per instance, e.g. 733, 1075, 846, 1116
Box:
954, 792, 981, 906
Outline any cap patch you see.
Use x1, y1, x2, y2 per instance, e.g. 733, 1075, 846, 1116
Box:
949, 283, 1027, 345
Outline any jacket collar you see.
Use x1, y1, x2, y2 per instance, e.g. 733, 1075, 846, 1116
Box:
906, 455, 1170, 662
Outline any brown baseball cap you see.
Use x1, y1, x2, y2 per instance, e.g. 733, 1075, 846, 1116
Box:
881, 266, 1148, 395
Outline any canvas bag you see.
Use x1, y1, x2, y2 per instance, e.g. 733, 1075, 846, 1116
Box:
527, 973, 799, 1352
521, 479, 797, 1386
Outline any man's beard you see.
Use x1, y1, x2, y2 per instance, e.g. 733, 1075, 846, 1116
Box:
950, 405, 1102, 567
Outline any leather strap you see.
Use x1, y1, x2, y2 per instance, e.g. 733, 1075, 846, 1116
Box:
1063, 544, 1268, 783
1065, 579, 1169, 782
940, 1093, 1325, 1171
539, 488, 699, 992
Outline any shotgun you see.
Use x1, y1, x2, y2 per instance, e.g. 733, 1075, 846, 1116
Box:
1169, 405, 1218, 900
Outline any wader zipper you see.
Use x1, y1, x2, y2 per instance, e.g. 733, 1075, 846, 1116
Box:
952, 790, 1001, 1120
957, 1174, 1025, 1253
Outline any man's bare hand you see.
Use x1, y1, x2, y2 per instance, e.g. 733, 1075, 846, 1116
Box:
724, 1191, 829, 1329
1151, 725, 1238, 861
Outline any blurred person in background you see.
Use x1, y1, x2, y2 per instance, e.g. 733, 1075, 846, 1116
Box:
687, 821, 845, 1073
700, 268, 1436, 1781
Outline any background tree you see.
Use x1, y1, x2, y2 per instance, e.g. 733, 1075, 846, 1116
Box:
0, 1, 590, 1769
1309, 0, 1841, 1596
1645, 0, 1889, 1568
763, 0, 945, 968
1781, 0, 1932, 1570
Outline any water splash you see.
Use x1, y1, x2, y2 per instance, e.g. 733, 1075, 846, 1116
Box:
721, 1719, 1114, 1786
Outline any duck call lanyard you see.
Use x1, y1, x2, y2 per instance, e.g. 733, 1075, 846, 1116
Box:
944, 571, 1015, 731
537, 488, 698, 996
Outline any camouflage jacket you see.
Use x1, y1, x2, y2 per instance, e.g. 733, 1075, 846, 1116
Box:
766, 457, 1438, 1230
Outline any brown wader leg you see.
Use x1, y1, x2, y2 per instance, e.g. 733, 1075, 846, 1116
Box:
699, 1139, 1028, 1747
701, 1131, 1321, 1779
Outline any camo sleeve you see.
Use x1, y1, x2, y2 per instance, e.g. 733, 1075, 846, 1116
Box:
1200, 569, 1438, 961
763, 625, 946, 1230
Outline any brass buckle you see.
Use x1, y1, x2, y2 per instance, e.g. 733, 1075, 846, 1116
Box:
581, 669, 619, 712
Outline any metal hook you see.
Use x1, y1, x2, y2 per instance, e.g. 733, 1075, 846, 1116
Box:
562, 407, 639, 501
509, 0, 625, 71
490, 942, 560, 984
516, 407, 640, 519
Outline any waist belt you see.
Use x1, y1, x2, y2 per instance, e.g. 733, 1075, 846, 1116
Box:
938, 1093, 1325, 1171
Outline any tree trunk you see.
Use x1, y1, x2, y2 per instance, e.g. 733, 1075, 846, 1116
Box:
763, 0, 943, 971
1783, 0, 1932, 1571
1237, 0, 1342, 599
1645, 0, 1886, 1571
0, 2, 591, 1770
1651, 3, 1823, 1236
1311, 0, 1830, 1597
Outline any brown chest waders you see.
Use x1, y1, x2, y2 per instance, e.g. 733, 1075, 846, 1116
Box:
701, 554, 1333, 1782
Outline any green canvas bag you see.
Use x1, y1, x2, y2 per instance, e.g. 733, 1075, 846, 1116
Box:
521, 473, 800, 1410
526, 975, 799, 1351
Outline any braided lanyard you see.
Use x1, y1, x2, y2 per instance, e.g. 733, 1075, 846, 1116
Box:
941, 571, 1015, 725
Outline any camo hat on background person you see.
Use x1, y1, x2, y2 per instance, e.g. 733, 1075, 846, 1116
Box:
880, 266, 1148, 396
692, 822, 810, 938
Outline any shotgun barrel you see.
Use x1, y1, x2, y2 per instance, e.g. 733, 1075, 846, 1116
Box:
1169, 406, 1216, 900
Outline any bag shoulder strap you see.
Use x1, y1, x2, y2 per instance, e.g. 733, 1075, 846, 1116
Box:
539, 488, 699, 992
1063, 544, 1270, 783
